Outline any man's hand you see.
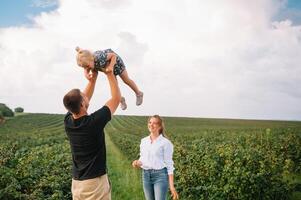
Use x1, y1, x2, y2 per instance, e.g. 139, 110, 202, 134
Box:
83, 68, 98, 101
104, 53, 116, 74
84, 68, 98, 82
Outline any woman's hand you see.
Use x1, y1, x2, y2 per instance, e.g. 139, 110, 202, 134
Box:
132, 160, 142, 168
170, 186, 179, 200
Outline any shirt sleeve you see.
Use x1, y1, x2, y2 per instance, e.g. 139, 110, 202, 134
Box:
138, 139, 143, 161
138, 139, 146, 168
164, 140, 175, 175
90, 106, 111, 129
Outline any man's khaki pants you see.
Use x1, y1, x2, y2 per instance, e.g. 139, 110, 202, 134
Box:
72, 174, 111, 200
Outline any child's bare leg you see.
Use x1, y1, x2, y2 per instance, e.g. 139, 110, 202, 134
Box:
120, 70, 141, 95
120, 69, 143, 106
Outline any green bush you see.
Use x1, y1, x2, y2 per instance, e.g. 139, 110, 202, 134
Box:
14, 107, 24, 113
173, 133, 298, 200
0, 103, 14, 117
0, 113, 71, 199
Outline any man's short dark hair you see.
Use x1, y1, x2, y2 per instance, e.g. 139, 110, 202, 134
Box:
63, 89, 83, 114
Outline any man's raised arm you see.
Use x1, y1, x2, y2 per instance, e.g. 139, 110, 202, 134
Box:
105, 54, 121, 115
83, 69, 98, 102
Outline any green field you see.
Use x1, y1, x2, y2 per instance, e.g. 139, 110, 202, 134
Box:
0, 114, 300, 200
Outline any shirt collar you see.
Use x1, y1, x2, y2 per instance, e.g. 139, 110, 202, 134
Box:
148, 134, 163, 143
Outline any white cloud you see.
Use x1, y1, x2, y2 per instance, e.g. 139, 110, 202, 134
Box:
0, 0, 301, 120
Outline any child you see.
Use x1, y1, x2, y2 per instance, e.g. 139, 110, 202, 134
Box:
75, 47, 143, 110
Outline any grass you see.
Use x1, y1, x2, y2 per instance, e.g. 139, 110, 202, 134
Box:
106, 132, 144, 200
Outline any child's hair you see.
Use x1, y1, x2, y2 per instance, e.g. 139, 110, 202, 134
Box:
75, 46, 94, 68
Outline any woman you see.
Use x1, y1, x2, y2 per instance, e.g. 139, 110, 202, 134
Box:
132, 115, 179, 200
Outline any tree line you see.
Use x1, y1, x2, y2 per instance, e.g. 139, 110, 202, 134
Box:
0, 103, 24, 121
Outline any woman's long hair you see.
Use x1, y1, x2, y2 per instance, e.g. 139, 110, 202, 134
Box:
148, 115, 167, 137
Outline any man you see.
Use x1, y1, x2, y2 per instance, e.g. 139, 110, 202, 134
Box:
63, 53, 121, 200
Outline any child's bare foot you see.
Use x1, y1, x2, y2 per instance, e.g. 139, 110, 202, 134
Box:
136, 92, 143, 106
120, 97, 127, 110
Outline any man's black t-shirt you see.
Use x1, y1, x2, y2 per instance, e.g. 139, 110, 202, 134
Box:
64, 106, 111, 180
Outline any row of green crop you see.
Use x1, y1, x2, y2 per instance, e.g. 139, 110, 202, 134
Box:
0, 114, 147, 200
1, 113, 301, 200
0, 114, 72, 200
173, 131, 301, 199
108, 116, 301, 200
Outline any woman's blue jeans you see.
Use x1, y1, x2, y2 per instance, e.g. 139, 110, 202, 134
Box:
142, 168, 169, 200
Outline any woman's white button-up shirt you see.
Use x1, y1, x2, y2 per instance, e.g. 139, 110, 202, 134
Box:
138, 134, 175, 175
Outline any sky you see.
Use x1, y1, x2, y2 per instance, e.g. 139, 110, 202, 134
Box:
0, 0, 301, 120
